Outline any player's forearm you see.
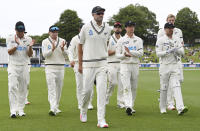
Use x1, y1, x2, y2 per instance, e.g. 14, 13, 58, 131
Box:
42, 49, 53, 58
27, 46, 33, 57
108, 50, 115, 56
78, 44, 83, 66
156, 50, 167, 57
8, 47, 17, 55
130, 50, 143, 57
176, 47, 184, 56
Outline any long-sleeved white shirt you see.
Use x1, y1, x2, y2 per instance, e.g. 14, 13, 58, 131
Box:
67, 34, 80, 62
6, 34, 32, 65
116, 34, 143, 64
107, 33, 121, 63
79, 19, 111, 67
156, 35, 184, 64
42, 36, 68, 69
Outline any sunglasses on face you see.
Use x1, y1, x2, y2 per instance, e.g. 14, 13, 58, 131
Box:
96, 12, 104, 15
50, 27, 59, 32
17, 25, 25, 30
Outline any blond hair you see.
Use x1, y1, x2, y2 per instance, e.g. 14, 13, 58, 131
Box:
166, 14, 175, 21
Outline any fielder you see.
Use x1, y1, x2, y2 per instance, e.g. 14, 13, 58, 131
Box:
157, 14, 184, 110
78, 6, 111, 128
6, 21, 34, 118
68, 24, 94, 110
106, 22, 124, 108
156, 22, 188, 115
42, 25, 68, 116
116, 21, 143, 116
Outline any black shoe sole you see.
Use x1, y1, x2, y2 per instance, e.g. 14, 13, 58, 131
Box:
10, 114, 17, 118
126, 108, 132, 116
49, 111, 56, 116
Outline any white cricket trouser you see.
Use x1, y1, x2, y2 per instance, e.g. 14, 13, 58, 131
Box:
8, 64, 28, 114
159, 63, 185, 112
81, 66, 107, 122
25, 65, 31, 103
73, 63, 93, 108
106, 63, 124, 106
120, 64, 139, 109
45, 67, 64, 112
167, 61, 184, 106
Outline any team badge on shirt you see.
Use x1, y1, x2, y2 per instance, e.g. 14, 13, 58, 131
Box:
48, 45, 51, 50
112, 41, 115, 45
89, 30, 93, 36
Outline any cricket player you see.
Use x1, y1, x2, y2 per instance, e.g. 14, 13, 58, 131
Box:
156, 22, 188, 115
78, 6, 111, 128
116, 21, 143, 116
68, 24, 94, 110
6, 21, 34, 118
157, 14, 184, 110
106, 22, 124, 108
42, 25, 68, 116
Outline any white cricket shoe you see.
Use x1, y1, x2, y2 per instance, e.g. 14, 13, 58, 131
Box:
97, 120, 109, 128
178, 106, 188, 115
80, 112, 87, 123
18, 111, 26, 116
132, 109, 136, 113
88, 104, 93, 110
55, 109, 62, 114
25, 101, 31, 105
167, 105, 176, 110
160, 109, 167, 114
10, 113, 17, 118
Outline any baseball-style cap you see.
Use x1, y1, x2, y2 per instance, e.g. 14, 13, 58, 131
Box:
164, 23, 175, 29
114, 22, 122, 28
125, 21, 136, 27
49, 25, 59, 32
15, 21, 26, 32
92, 6, 105, 13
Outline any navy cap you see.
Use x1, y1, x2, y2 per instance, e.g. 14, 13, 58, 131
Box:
125, 21, 136, 27
15, 21, 26, 32
164, 23, 175, 29
92, 6, 105, 13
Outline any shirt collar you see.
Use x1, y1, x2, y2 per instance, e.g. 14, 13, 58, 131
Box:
113, 33, 121, 40
49, 36, 58, 42
125, 34, 134, 38
92, 19, 104, 28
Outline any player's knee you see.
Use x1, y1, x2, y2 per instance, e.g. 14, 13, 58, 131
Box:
160, 84, 168, 91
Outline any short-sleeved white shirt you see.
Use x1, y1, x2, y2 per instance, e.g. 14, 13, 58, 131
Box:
79, 19, 111, 67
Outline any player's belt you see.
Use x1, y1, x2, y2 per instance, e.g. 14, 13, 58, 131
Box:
83, 58, 106, 62
108, 61, 120, 63
45, 64, 65, 66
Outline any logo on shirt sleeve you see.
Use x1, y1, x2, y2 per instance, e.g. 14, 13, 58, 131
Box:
89, 30, 93, 36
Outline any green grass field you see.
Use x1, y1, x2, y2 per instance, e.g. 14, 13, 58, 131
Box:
0, 68, 200, 131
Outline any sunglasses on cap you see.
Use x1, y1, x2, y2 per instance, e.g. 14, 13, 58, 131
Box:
96, 12, 104, 15
49, 26, 59, 32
